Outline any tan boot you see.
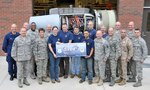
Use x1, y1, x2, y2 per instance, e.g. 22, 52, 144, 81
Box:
115, 78, 122, 83
97, 78, 103, 86
93, 76, 100, 83
42, 77, 50, 82
118, 79, 126, 86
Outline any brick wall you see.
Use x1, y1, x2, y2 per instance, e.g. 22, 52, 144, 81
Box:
117, 0, 144, 28
0, 0, 33, 55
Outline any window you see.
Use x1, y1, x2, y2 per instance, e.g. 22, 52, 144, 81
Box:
146, 12, 150, 31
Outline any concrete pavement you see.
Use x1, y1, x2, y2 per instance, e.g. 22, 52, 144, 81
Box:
0, 56, 150, 90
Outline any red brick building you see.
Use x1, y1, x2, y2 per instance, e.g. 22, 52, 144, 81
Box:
0, 0, 150, 55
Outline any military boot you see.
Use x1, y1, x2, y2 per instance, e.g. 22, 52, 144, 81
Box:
23, 77, 30, 86
38, 77, 42, 85
18, 79, 23, 88
109, 77, 115, 86
42, 77, 50, 82
133, 80, 142, 87
30, 73, 36, 79
127, 77, 136, 82
104, 77, 110, 82
93, 76, 100, 83
118, 79, 126, 86
97, 78, 103, 86
115, 78, 122, 83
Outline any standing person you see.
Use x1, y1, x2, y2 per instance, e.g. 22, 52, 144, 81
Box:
23, 22, 29, 30
58, 23, 73, 79
45, 24, 52, 41
11, 28, 31, 88
116, 29, 133, 85
106, 28, 121, 86
100, 25, 108, 39
93, 30, 110, 86
48, 26, 61, 83
127, 21, 136, 82
114, 21, 121, 41
45, 24, 52, 78
2, 24, 20, 81
70, 27, 83, 78
79, 30, 94, 85
132, 29, 148, 87
87, 21, 96, 40
87, 21, 96, 77
33, 28, 50, 85
114, 21, 122, 77
27, 22, 38, 79
100, 25, 110, 82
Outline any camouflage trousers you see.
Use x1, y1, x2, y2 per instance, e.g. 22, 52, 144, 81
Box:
119, 59, 127, 79
30, 55, 36, 75
109, 58, 117, 78
36, 59, 48, 78
131, 60, 143, 80
17, 61, 30, 79
94, 60, 106, 80
105, 59, 111, 78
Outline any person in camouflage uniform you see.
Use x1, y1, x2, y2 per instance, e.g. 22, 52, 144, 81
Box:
26, 22, 39, 79
127, 21, 136, 82
33, 28, 50, 85
93, 30, 110, 86
11, 28, 31, 88
106, 28, 121, 86
114, 22, 122, 78
132, 29, 148, 87
116, 29, 133, 85
45, 24, 52, 78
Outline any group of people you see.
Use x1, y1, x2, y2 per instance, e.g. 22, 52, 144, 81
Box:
2, 20, 148, 88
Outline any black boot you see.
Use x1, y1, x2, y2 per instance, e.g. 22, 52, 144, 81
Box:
127, 77, 136, 82
104, 76, 111, 82
13, 74, 17, 79
10, 75, 14, 81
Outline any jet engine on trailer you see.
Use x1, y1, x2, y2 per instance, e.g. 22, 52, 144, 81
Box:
29, 8, 116, 32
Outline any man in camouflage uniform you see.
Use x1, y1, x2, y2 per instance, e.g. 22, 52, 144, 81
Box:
132, 29, 148, 87
11, 28, 31, 88
27, 22, 38, 79
93, 30, 110, 86
114, 21, 122, 77
106, 28, 121, 86
45, 24, 52, 41
114, 21, 121, 41
33, 28, 50, 85
116, 29, 133, 85
127, 21, 136, 82
45, 24, 52, 78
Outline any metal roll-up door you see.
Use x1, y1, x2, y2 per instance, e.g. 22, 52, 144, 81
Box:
108, 10, 116, 28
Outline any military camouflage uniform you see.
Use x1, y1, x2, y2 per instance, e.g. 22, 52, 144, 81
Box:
94, 38, 110, 80
132, 37, 148, 81
33, 37, 48, 79
120, 37, 133, 80
114, 30, 121, 77
26, 29, 38, 78
11, 36, 32, 87
106, 35, 121, 85
126, 30, 135, 74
